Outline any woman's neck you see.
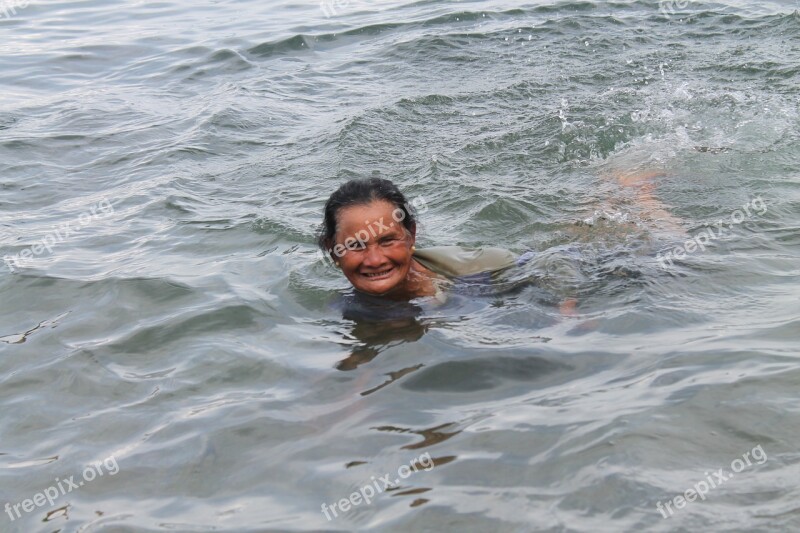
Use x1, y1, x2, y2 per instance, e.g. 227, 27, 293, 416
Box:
383, 259, 439, 300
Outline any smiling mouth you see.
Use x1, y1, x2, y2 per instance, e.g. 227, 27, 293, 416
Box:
361, 267, 394, 279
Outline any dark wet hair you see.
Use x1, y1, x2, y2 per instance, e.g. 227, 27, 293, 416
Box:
318, 177, 416, 250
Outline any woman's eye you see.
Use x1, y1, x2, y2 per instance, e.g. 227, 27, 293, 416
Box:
380, 238, 398, 246
346, 241, 366, 251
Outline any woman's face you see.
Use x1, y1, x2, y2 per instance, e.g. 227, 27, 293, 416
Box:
331, 200, 415, 296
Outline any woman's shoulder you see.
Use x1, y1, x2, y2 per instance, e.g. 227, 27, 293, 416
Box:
413, 245, 520, 277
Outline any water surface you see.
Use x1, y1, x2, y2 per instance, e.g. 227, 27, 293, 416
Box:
1, 0, 799, 531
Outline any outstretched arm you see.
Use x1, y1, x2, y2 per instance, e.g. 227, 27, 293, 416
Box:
559, 297, 578, 317
605, 169, 686, 236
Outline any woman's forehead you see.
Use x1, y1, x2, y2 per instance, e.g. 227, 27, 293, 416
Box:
336, 201, 398, 229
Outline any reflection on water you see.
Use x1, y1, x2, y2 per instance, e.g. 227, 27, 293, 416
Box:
374, 422, 463, 450
402, 355, 573, 392
361, 364, 424, 396
0, 312, 69, 344
335, 292, 429, 371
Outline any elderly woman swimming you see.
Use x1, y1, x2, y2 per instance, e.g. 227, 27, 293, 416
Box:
318, 170, 686, 303
318, 178, 525, 300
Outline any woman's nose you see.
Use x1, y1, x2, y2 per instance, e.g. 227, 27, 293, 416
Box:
362, 245, 387, 267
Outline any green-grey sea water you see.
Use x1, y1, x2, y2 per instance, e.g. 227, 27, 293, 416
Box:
1, 0, 799, 531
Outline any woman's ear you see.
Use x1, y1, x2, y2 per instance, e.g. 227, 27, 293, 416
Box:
322, 238, 337, 261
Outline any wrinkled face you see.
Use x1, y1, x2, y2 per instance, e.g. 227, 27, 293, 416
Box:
330, 200, 415, 296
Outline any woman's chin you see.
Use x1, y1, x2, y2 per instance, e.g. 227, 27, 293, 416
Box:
352, 271, 404, 296
354, 279, 399, 296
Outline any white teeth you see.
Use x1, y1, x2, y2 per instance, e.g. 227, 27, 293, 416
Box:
364, 269, 392, 278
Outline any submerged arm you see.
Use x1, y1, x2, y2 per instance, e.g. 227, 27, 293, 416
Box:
605, 169, 687, 236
